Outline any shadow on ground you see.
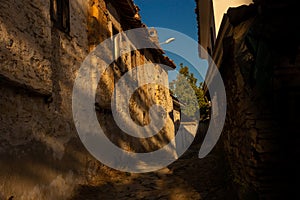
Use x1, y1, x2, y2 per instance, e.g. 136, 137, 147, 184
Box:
70, 136, 238, 200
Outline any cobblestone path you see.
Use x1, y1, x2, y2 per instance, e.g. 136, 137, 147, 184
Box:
70, 140, 237, 200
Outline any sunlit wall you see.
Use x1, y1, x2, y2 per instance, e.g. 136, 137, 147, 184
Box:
213, 0, 253, 33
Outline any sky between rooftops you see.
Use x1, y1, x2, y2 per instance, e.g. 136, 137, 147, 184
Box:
134, 0, 253, 84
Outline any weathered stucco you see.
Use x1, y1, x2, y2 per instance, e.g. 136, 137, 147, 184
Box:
0, 0, 176, 199
0, 0, 52, 94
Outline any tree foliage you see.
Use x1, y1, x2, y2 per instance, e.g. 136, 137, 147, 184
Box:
170, 64, 209, 118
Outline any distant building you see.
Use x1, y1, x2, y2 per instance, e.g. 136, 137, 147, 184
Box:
212, 0, 253, 33
195, 0, 216, 59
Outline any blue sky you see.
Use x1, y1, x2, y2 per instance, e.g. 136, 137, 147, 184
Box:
135, 0, 198, 39
134, 0, 208, 84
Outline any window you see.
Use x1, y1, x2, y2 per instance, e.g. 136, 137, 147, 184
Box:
140, 49, 145, 65
112, 26, 119, 60
50, 0, 70, 33
131, 50, 136, 68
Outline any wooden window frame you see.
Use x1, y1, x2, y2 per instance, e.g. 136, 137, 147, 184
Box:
50, 0, 70, 33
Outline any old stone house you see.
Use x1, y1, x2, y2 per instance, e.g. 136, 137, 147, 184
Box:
198, 0, 300, 199
0, 0, 176, 199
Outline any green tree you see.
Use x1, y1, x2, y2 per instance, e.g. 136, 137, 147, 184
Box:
170, 64, 209, 118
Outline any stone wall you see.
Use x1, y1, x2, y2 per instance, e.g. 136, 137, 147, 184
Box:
213, 2, 300, 199
0, 0, 89, 198
0, 0, 175, 199
87, 0, 175, 152
0, 0, 52, 94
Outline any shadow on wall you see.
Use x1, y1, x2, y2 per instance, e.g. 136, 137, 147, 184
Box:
0, 0, 93, 199
0, 0, 177, 199
95, 88, 175, 154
